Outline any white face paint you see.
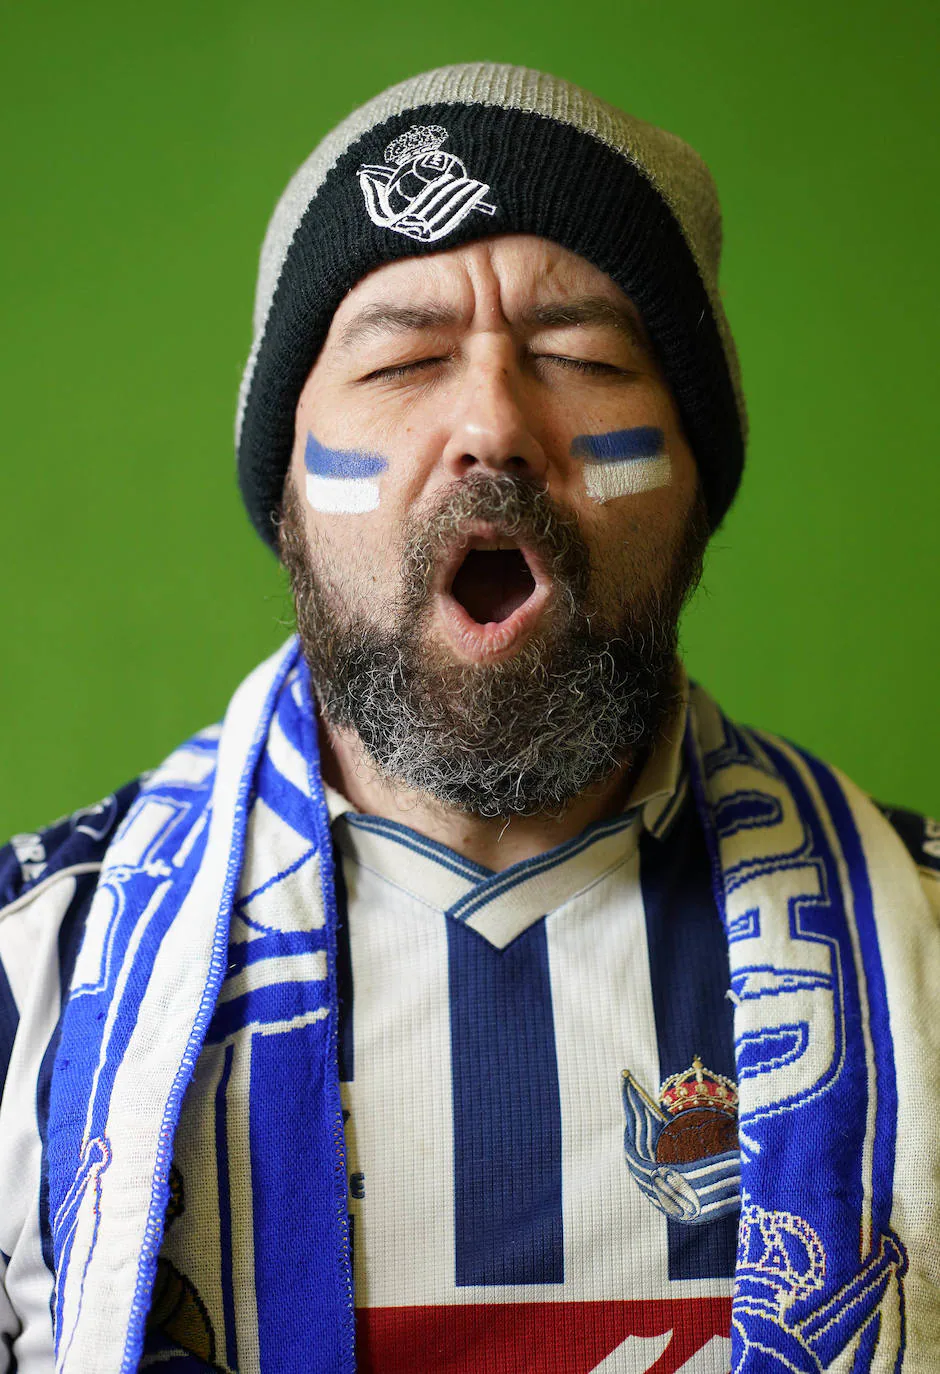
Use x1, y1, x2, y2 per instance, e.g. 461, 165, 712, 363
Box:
304, 433, 387, 515
572, 427, 672, 505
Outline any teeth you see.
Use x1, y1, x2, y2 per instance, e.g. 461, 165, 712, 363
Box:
473, 538, 517, 552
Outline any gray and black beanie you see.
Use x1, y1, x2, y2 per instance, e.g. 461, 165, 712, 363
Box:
236, 62, 747, 548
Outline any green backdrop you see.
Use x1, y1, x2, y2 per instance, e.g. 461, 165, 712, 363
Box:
2, 0, 937, 837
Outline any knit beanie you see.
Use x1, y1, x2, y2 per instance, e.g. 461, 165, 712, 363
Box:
236, 63, 746, 548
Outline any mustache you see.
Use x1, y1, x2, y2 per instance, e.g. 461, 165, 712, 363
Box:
396, 471, 592, 616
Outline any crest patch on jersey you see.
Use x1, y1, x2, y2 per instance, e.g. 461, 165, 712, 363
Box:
621, 1056, 741, 1224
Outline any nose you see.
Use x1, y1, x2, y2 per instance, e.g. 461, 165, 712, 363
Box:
440, 343, 548, 482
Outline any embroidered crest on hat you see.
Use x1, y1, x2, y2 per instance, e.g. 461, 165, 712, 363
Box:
357, 124, 497, 243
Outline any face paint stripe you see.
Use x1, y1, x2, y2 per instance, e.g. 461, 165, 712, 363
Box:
570, 427, 672, 504
582, 454, 672, 503
303, 433, 387, 514
305, 473, 380, 514
570, 426, 665, 463
304, 432, 388, 480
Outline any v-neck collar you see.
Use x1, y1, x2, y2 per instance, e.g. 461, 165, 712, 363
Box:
325, 677, 688, 950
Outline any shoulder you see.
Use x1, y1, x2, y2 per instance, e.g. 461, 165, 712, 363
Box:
689, 683, 938, 880
0, 726, 225, 917
0, 780, 142, 916
0, 780, 144, 1051
872, 801, 940, 883
864, 799, 940, 924
0, 725, 223, 1093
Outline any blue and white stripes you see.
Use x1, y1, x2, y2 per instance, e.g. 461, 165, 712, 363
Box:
304, 433, 387, 514
689, 690, 911, 1370
571, 426, 672, 503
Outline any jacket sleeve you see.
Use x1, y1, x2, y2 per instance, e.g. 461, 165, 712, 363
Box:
0, 783, 140, 1368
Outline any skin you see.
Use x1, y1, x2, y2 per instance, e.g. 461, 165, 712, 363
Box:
285, 234, 701, 870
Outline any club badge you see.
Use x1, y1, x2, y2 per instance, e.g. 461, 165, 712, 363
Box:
621, 1055, 741, 1224
358, 124, 497, 243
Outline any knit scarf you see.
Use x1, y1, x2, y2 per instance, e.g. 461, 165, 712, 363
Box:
45, 640, 930, 1372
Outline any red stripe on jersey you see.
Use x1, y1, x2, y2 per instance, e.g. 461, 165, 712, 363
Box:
356, 1298, 731, 1372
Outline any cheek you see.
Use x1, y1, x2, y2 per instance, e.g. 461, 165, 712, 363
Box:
289, 445, 403, 615
570, 426, 672, 505
302, 431, 389, 515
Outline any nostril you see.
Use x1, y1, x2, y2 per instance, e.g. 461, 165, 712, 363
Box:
452, 452, 533, 473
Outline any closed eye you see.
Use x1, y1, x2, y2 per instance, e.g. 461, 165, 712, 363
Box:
358, 353, 632, 383
360, 356, 452, 382
537, 355, 630, 376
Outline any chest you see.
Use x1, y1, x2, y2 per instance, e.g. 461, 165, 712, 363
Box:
336, 823, 736, 1371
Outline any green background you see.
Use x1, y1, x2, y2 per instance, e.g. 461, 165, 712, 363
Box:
2, 0, 937, 837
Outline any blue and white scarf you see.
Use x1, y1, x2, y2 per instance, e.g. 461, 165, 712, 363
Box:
44, 640, 937, 1372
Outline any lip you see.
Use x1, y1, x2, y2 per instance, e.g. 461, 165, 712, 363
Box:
433, 522, 553, 663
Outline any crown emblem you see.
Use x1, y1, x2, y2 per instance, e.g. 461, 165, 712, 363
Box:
357, 124, 497, 244
383, 124, 449, 166
659, 1055, 738, 1118
736, 1199, 826, 1308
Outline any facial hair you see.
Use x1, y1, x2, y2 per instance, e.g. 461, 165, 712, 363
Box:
278, 472, 709, 820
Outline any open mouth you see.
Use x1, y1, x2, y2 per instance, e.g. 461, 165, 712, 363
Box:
449, 543, 537, 624
434, 528, 550, 661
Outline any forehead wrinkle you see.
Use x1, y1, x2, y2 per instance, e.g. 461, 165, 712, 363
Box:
336, 302, 461, 351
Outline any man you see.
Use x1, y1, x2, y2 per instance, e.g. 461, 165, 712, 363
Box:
0, 63, 937, 1374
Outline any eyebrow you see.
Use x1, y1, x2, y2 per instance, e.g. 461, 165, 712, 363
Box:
337, 304, 460, 351
519, 296, 648, 352
335, 293, 649, 353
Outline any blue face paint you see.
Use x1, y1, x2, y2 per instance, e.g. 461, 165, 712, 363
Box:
570, 426, 666, 462
569, 427, 671, 503
303, 433, 388, 513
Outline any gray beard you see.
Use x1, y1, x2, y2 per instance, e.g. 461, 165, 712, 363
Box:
279, 473, 708, 820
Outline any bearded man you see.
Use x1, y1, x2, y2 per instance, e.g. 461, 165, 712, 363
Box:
1, 64, 937, 1374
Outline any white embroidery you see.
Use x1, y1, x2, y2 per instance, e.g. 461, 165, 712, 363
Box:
737, 1201, 827, 1309
358, 125, 496, 243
